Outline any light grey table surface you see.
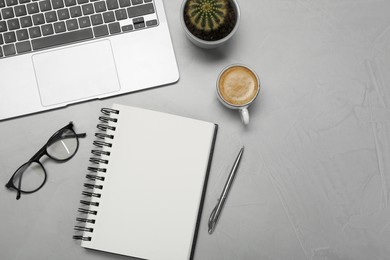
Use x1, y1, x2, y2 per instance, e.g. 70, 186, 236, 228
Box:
1, 0, 390, 259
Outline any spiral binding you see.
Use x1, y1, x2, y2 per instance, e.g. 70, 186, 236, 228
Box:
73, 108, 119, 241
91, 150, 111, 157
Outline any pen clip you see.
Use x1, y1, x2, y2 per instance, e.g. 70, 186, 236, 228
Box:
208, 202, 218, 234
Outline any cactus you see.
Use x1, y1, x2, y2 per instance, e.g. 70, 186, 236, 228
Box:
183, 0, 237, 41
187, 0, 228, 31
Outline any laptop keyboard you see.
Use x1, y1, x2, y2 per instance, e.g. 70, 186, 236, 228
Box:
0, 0, 158, 58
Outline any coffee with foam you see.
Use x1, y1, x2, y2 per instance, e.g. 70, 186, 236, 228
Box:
218, 66, 259, 106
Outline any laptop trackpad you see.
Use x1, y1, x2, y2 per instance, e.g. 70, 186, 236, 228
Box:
32, 40, 121, 107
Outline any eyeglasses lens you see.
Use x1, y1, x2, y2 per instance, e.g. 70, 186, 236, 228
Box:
47, 129, 78, 160
12, 162, 46, 192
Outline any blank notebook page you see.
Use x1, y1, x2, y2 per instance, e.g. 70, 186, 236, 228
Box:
81, 104, 217, 260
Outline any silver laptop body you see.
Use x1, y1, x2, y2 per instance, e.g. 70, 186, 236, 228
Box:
0, 0, 179, 120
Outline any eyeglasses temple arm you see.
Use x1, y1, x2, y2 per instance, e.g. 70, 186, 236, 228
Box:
46, 133, 87, 146
58, 133, 86, 140
4, 173, 22, 200
15, 168, 24, 200
16, 188, 21, 200
76, 133, 87, 138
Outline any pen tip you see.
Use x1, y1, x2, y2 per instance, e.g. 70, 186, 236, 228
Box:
208, 221, 216, 234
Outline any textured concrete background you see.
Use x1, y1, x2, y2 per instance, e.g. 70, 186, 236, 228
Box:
1, 0, 390, 259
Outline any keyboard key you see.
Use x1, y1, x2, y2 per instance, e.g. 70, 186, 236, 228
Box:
134, 24, 145, 30
32, 28, 93, 50
106, 0, 118, 10
53, 21, 66, 32
3, 31, 16, 43
94, 1, 106, 12
27, 2, 39, 14
131, 0, 142, 5
108, 22, 120, 34
133, 20, 144, 29
102, 11, 114, 23
77, 0, 87, 4
69, 5, 82, 17
66, 18, 78, 30
16, 40, 31, 53
2, 7, 15, 19
0, 21, 7, 32
20, 16, 33, 27
132, 16, 143, 24
0, 0, 5, 8
39, 0, 52, 11
19, 0, 30, 3
16, 29, 29, 40
118, 0, 130, 7
7, 18, 20, 30
28, 26, 41, 38
121, 24, 132, 31
81, 3, 93, 15
32, 13, 45, 25
146, 19, 157, 26
14, 5, 27, 16
127, 3, 154, 18
90, 13, 102, 25
115, 9, 127, 20
3, 44, 16, 56
41, 24, 54, 35
6, 0, 17, 6
57, 8, 70, 20
144, 0, 152, 2
45, 11, 58, 22
51, 0, 64, 9
78, 16, 90, 28
93, 24, 108, 37
64, 0, 76, 6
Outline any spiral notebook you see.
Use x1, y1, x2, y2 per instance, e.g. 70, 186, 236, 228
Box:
73, 104, 218, 260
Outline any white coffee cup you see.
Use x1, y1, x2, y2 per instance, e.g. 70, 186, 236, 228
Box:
216, 64, 260, 125
180, 0, 240, 49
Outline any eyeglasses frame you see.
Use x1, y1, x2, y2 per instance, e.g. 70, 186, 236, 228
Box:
5, 122, 86, 200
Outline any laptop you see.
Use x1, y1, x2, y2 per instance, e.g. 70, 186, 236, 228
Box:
0, 0, 179, 120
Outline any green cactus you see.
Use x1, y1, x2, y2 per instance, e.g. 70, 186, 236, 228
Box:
183, 0, 237, 41
187, 0, 228, 31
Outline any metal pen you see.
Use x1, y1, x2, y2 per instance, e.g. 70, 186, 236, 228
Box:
208, 146, 244, 234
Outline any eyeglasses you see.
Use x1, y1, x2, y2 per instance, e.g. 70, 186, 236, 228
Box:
5, 122, 86, 200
